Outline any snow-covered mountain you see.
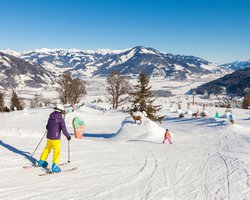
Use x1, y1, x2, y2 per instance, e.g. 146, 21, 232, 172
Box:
18, 48, 127, 77
222, 60, 250, 70
0, 52, 56, 89
2, 46, 229, 80
92, 46, 229, 79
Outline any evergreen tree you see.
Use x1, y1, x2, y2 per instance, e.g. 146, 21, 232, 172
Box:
130, 71, 163, 122
10, 90, 23, 111
0, 92, 4, 112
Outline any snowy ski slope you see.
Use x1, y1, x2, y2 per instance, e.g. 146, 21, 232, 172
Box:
0, 78, 250, 200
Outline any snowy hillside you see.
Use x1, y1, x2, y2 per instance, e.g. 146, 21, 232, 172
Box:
1, 97, 250, 199
2, 46, 230, 80
196, 67, 250, 96
0, 52, 57, 89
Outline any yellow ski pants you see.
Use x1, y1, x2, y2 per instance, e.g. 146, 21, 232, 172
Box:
40, 139, 61, 164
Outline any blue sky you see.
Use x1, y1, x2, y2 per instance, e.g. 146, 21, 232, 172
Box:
0, 0, 249, 63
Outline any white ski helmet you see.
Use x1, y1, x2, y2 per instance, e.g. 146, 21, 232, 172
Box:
54, 104, 65, 112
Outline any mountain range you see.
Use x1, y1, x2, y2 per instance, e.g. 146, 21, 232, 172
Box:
0, 52, 56, 90
0, 46, 242, 89
222, 60, 250, 71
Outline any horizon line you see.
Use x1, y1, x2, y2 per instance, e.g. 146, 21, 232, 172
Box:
1, 46, 248, 65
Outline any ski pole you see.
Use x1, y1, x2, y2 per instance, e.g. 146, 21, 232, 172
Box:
68, 140, 70, 163
31, 131, 47, 158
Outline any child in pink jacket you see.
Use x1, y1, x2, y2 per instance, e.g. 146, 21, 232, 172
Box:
162, 129, 172, 144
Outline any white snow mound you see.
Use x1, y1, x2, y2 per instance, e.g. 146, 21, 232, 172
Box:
177, 109, 184, 114
115, 116, 166, 142
186, 110, 193, 115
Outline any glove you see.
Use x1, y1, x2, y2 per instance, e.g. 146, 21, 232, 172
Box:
67, 135, 71, 141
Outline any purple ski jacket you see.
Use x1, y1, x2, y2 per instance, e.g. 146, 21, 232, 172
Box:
46, 111, 70, 140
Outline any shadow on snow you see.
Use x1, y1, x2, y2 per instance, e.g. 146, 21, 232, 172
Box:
164, 116, 230, 127
0, 140, 37, 164
69, 132, 116, 139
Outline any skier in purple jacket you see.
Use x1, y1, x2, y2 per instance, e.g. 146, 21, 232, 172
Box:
38, 104, 71, 173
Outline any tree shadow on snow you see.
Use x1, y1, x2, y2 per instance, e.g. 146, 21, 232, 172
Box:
194, 118, 229, 127
164, 117, 198, 123
162, 117, 179, 122
83, 132, 116, 139
164, 116, 230, 128
0, 140, 37, 164
242, 118, 250, 120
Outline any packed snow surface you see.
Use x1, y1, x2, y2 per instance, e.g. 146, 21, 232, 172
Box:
1, 101, 250, 200
1, 78, 250, 200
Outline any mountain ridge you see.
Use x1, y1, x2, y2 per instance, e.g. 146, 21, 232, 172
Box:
4, 46, 230, 77
222, 60, 250, 70
1, 46, 232, 89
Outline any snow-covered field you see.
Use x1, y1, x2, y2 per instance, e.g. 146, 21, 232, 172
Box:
1, 78, 250, 200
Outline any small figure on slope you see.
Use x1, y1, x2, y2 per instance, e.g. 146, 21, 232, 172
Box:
192, 110, 199, 118
38, 104, 71, 173
229, 113, 235, 125
162, 129, 172, 144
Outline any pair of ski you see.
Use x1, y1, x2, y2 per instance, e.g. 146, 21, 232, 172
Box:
23, 162, 77, 176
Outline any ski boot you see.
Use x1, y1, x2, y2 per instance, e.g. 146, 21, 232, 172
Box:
52, 163, 61, 173
38, 159, 48, 168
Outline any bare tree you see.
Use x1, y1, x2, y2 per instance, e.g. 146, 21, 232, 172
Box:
43, 98, 52, 107
242, 96, 250, 109
30, 93, 44, 108
106, 71, 131, 109
58, 74, 72, 104
70, 78, 85, 105
58, 74, 86, 105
